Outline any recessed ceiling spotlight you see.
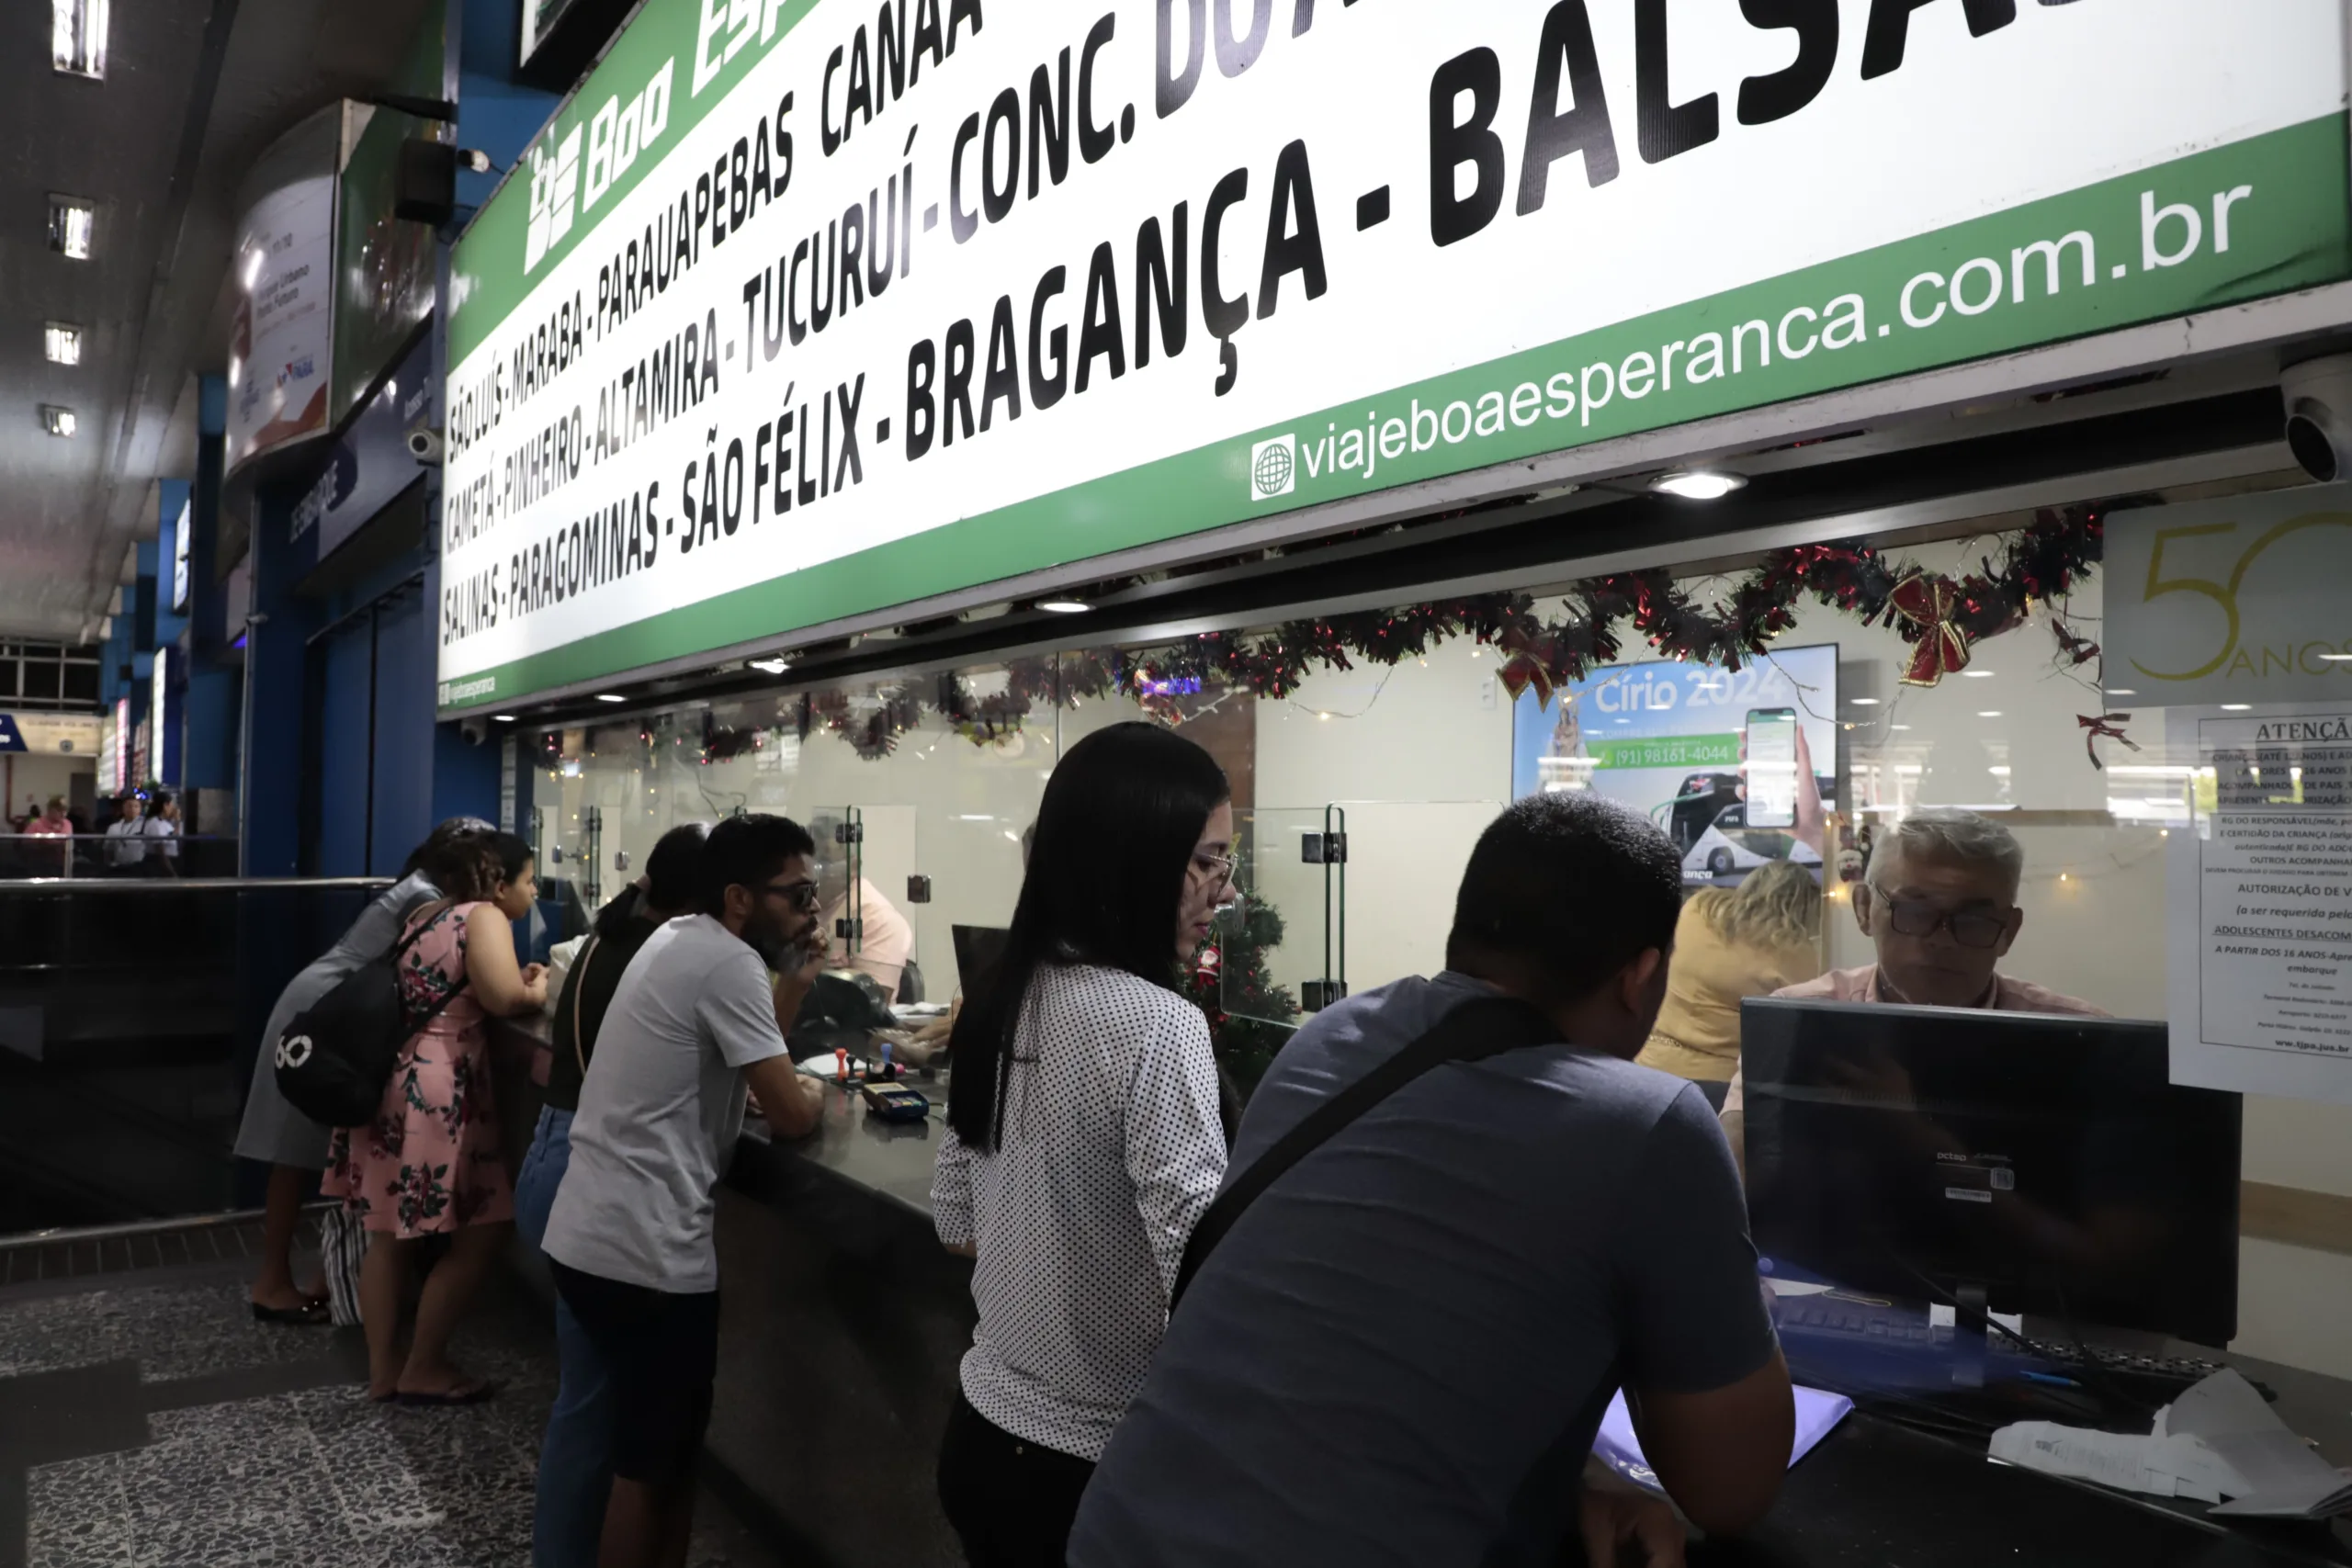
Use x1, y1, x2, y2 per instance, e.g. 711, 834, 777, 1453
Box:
1649, 470, 1747, 501
41, 405, 75, 437
51, 0, 107, 77
44, 322, 82, 365
1037, 599, 1092, 615
48, 196, 95, 259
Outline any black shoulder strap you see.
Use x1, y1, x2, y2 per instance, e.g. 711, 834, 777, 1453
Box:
1171, 994, 1562, 1310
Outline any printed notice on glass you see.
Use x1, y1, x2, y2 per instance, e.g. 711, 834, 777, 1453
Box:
2166, 710, 2352, 1103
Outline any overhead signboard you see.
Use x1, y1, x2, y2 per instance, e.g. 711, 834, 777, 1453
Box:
231, 110, 341, 474
293, 335, 435, 558
0, 712, 104, 756
2106, 488, 2352, 709
437, 0, 2352, 712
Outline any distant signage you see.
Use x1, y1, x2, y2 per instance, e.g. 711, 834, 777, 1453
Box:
0, 712, 104, 755
149, 649, 175, 786
2107, 489, 2352, 708
292, 335, 433, 557
100, 698, 128, 795
169, 497, 193, 613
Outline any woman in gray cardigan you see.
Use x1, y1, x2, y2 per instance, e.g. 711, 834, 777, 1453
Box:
234, 818, 492, 1322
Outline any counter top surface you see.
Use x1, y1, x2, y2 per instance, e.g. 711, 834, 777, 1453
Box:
737, 1072, 945, 1222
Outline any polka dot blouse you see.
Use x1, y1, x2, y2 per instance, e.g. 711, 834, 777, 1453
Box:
932, 961, 1227, 1462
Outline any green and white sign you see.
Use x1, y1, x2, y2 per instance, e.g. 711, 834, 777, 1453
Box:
438, 0, 2352, 711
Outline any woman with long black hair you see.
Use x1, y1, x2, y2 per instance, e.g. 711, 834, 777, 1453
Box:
931, 721, 1236, 1568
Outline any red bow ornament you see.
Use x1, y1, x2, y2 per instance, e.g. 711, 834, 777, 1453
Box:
1889, 573, 1972, 686
2077, 713, 2140, 771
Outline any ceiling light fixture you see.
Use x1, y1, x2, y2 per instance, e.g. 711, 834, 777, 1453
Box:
747, 657, 791, 674
2318, 653, 2352, 663
2220, 703, 2252, 712
2106, 687, 2138, 696
43, 322, 82, 366
41, 405, 75, 437
595, 694, 626, 703
1976, 710, 2003, 718
1037, 599, 1092, 615
48, 196, 95, 259
1962, 670, 1995, 679
1649, 470, 1747, 501
1849, 697, 1881, 706
492, 714, 517, 723
51, 0, 107, 77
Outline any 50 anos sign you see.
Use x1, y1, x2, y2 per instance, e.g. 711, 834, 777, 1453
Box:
2105, 491, 2352, 707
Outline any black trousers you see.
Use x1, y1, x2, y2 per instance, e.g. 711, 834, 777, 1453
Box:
936, 1393, 1096, 1568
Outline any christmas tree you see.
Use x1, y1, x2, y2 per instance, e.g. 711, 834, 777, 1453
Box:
1185, 894, 1303, 1094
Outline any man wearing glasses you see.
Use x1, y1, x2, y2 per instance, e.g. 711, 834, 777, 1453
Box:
1719, 807, 2101, 1172
541, 814, 830, 1568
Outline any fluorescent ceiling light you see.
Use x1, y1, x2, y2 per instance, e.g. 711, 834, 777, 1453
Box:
2312, 652, 2352, 662
2220, 703, 2252, 711
492, 714, 517, 723
747, 657, 791, 674
2106, 688, 2138, 695
1649, 470, 1747, 501
1037, 599, 1092, 615
51, 0, 107, 76
43, 322, 81, 365
1849, 697, 1880, 706
1890, 725, 1913, 731
41, 405, 75, 437
1962, 670, 1995, 679
1976, 710, 2002, 718
595, 694, 625, 703
48, 196, 94, 258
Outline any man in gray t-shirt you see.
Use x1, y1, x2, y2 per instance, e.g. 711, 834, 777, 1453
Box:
541, 814, 829, 1568
1071, 795, 1792, 1568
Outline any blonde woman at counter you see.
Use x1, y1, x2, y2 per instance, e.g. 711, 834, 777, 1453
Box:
1635, 861, 1825, 1107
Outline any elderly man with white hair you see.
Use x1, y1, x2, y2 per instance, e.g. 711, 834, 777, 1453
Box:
1720, 807, 2103, 1170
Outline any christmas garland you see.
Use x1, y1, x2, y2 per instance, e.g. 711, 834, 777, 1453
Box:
792, 504, 2113, 761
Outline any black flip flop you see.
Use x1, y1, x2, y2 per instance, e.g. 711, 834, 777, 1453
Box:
394, 1381, 500, 1408
251, 1300, 332, 1326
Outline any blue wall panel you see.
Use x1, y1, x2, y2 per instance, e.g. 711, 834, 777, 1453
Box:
313, 623, 373, 876
368, 592, 436, 874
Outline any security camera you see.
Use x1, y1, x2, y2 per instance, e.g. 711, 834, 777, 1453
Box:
2280, 355, 2352, 482
407, 424, 446, 466
458, 716, 488, 744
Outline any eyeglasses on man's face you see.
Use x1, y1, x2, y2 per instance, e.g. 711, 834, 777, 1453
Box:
1867, 885, 2011, 950
758, 878, 823, 915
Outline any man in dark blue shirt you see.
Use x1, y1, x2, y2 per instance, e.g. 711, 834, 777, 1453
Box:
1071, 793, 1792, 1567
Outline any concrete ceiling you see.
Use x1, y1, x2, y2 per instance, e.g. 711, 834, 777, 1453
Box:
0, 0, 434, 642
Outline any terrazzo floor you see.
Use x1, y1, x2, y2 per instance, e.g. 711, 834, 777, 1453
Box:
0, 1255, 780, 1568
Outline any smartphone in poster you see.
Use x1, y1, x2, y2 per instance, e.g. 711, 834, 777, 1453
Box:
1511, 646, 1838, 886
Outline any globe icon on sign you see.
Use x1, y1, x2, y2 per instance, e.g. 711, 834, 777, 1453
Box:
1253, 441, 1294, 498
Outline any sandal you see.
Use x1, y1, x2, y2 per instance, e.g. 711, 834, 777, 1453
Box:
251, 1300, 332, 1326
394, 1381, 500, 1408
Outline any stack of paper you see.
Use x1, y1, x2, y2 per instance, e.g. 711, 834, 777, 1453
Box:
1592, 1385, 1853, 1495
1988, 1370, 2352, 1518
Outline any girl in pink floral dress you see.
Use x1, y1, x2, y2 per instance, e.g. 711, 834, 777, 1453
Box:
325, 829, 548, 1404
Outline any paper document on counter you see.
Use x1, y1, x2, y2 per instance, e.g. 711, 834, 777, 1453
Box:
1989, 1371, 2352, 1517
1593, 1385, 1851, 1495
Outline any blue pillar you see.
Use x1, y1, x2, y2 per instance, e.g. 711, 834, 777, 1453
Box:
239, 479, 317, 877
186, 376, 240, 793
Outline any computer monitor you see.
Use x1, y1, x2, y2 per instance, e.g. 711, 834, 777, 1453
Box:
952, 924, 1011, 992
1740, 998, 2241, 1348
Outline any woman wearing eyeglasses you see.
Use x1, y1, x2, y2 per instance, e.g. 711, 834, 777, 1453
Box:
931, 721, 1236, 1568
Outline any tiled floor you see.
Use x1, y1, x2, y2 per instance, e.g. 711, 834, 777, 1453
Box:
0, 1256, 778, 1568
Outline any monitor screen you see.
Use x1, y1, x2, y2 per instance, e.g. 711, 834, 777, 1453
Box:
1740, 998, 2241, 1348
953, 924, 1011, 993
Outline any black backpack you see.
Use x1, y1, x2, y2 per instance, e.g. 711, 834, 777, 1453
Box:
275, 902, 471, 1128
